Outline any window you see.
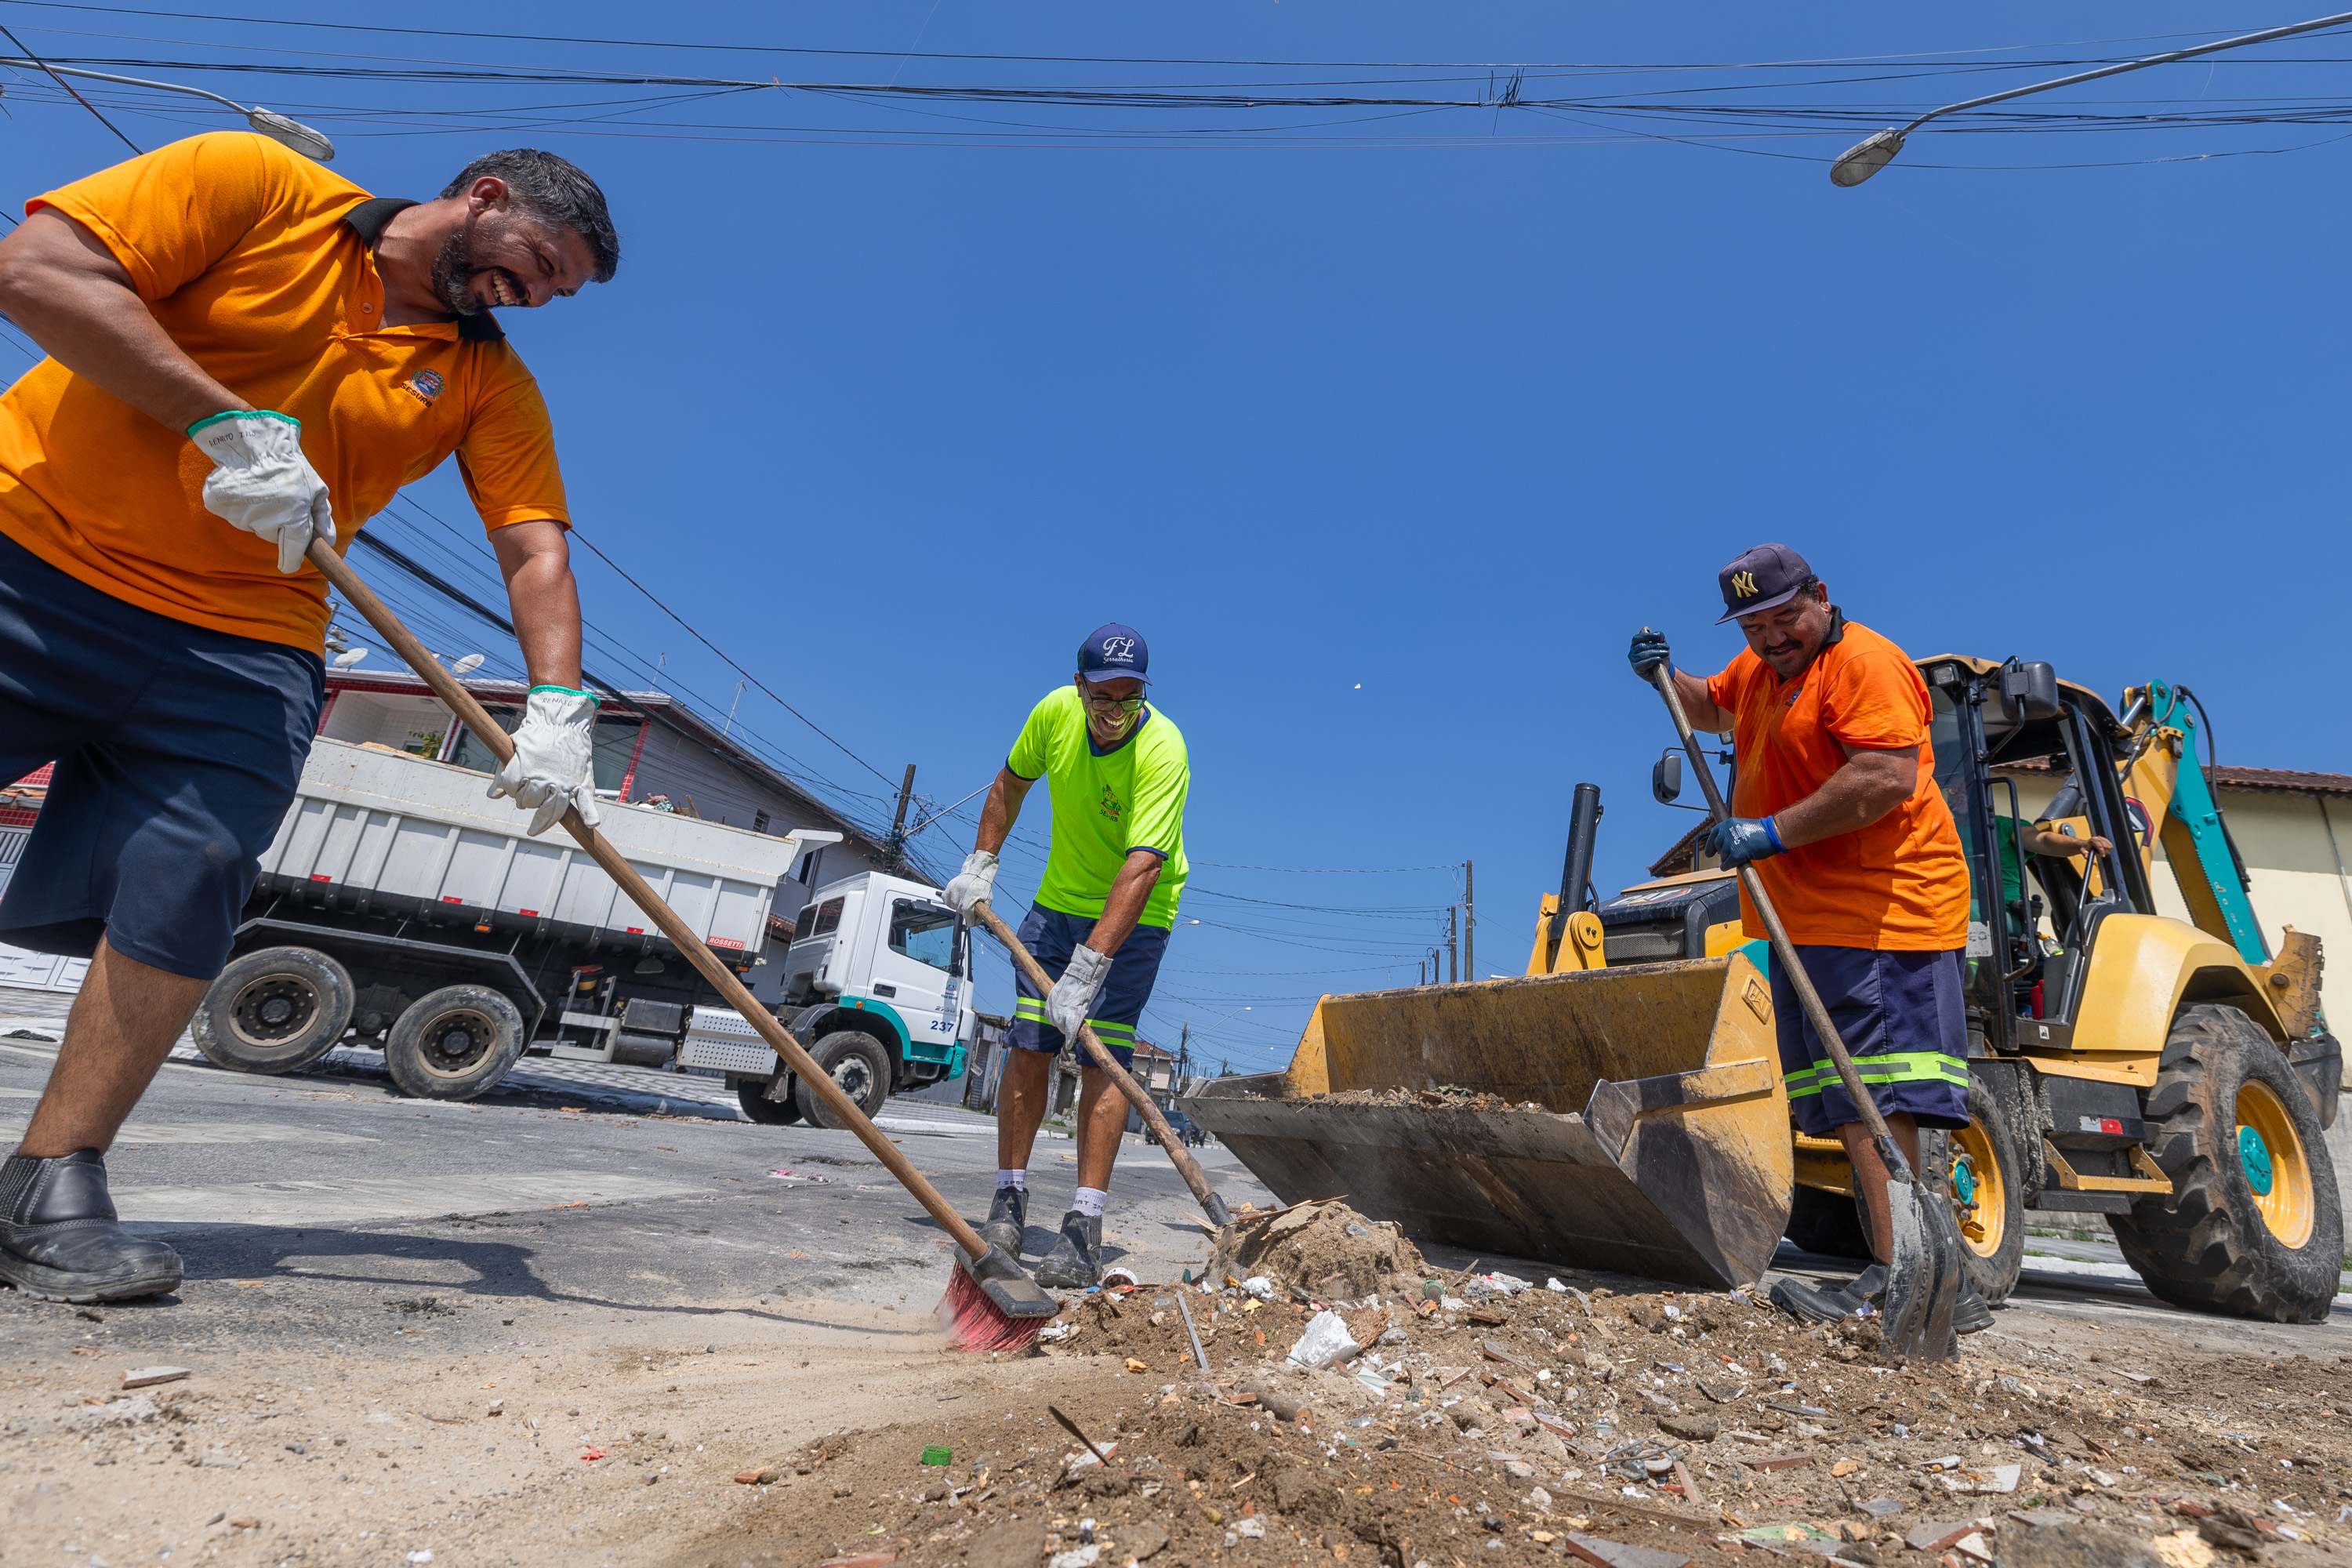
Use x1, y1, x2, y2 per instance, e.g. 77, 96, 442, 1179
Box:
889, 898, 956, 972
445, 708, 519, 775
752, 810, 771, 834
811, 898, 845, 938
591, 719, 639, 791
448, 713, 640, 792
795, 904, 818, 933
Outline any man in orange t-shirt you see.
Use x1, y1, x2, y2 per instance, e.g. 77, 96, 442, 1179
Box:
1629, 543, 1987, 1332
0, 133, 619, 1302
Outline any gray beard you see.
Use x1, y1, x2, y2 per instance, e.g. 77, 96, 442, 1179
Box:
430, 222, 484, 316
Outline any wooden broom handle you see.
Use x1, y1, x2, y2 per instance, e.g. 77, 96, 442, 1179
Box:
308, 538, 993, 1259
970, 901, 1232, 1226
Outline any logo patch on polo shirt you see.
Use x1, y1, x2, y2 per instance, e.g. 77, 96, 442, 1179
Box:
1098, 785, 1124, 822
401, 368, 445, 407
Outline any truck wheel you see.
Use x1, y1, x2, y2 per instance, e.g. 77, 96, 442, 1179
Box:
794, 1032, 892, 1130
738, 1073, 804, 1126
1940, 1079, 2024, 1305
2110, 1003, 2344, 1323
384, 985, 526, 1103
1783, 1184, 1872, 1261
191, 946, 354, 1075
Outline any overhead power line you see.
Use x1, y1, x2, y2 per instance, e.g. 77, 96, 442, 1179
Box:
0, 4, 2308, 72
0, 18, 139, 148
560, 528, 903, 793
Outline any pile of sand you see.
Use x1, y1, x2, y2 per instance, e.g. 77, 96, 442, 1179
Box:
1210, 1197, 1430, 1302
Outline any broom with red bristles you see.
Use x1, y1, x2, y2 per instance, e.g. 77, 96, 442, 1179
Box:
309, 539, 1058, 1353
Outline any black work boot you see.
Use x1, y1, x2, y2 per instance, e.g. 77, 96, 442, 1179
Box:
980, 1185, 1028, 1259
1033, 1210, 1102, 1290
0, 1150, 183, 1303
1768, 1274, 1869, 1323
1847, 1262, 1994, 1334
1952, 1279, 1994, 1334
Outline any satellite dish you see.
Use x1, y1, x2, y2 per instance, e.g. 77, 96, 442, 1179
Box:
451, 654, 485, 675
331, 648, 369, 670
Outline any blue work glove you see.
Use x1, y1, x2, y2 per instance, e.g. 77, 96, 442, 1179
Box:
1706, 815, 1784, 868
1628, 629, 1672, 683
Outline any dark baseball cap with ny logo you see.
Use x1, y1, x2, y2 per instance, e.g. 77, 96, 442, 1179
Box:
1715, 543, 1817, 625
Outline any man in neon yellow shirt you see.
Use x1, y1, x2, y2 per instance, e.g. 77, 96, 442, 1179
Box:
944, 623, 1189, 1287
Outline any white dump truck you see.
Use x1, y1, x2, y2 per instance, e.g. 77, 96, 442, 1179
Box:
679, 869, 977, 1127
190, 736, 834, 1102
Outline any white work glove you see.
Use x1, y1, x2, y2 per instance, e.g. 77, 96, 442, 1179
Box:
188, 410, 336, 575
1046, 943, 1114, 1044
943, 849, 999, 915
487, 686, 602, 837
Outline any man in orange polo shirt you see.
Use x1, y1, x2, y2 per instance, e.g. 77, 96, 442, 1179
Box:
1630, 543, 1990, 1332
0, 132, 619, 1301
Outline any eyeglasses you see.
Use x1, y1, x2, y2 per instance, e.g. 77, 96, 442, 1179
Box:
1084, 691, 1146, 714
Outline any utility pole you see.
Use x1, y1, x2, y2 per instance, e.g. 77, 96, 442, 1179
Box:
1446, 907, 1458, 984
1464, 858, 1475, 981
891, 764, 918, 836
879, 763, 917, 872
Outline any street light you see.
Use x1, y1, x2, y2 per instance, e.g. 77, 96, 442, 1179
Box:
0, 57, 336, 161
1829, 9, 2352, 187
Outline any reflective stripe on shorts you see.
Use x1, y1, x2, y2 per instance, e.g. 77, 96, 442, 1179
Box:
1784, 1051, 1969, 1101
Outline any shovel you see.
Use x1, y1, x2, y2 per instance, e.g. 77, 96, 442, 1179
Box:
1646, 653, 1959, 1362
309, 538, 1058, 1349
968, 901, 1235, 1229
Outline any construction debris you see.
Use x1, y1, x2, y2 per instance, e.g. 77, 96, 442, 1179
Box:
708, 1269, 2352, 1568
1209, 1197, 1431, 1302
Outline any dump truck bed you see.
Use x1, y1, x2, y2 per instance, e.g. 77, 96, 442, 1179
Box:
1184, 953, 1794, 1289
260, 738, 801, 953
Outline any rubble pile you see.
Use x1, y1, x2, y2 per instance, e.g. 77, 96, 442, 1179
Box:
1323, 1085, 1558, 1113
734, 1258, 2352, 1568
1210, 1198, 1432, 1304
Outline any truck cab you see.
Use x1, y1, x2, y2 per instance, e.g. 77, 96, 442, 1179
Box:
700, 869, 975, 1126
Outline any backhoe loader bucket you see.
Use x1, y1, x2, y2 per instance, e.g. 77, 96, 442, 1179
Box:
1183, 953, 1794, 1289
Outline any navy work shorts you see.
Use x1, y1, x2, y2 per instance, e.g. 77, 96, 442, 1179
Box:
1007, 902, 1171, 1069
1773, 944, 1971, 1136
0, 531, 323, 980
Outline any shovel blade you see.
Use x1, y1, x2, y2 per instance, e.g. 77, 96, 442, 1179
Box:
1871, 1135, 1958, 1362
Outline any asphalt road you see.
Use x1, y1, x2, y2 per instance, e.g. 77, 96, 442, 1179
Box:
0, 978, 2341, 1363
0, 993, 1279, 1319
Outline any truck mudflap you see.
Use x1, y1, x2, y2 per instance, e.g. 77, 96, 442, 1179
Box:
1182, 953, 1794, 1290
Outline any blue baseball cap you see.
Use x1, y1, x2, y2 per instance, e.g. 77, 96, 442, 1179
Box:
1077, 622, 1150, 684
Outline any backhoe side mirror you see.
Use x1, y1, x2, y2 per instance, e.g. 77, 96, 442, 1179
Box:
2000, 660, 2063, 722
1652, 752, 1683, 806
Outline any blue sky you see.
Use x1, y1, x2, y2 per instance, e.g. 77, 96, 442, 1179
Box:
2, 4, 2346, 1073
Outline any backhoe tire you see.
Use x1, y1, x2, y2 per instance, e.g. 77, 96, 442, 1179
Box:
191, 946, 354, 1076
1784, 1185, 1872, 1261
384, 985, 526, 1103
794, 1030, 893, 1130
1934, 1077, 2024, 1305
738, 1073, 804, 1126
2109, 1004, 2343, 1323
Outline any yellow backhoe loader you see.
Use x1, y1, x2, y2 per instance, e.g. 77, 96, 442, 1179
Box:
1185, 657, 2341, 1323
